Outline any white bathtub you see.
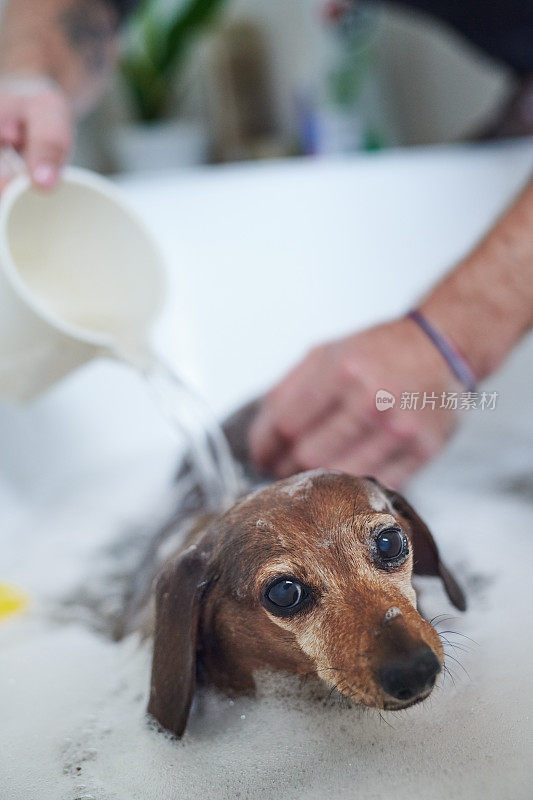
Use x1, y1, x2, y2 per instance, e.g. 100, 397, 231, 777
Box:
1, 141, 532, 799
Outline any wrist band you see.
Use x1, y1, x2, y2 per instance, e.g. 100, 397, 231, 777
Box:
407, 310, 478, 392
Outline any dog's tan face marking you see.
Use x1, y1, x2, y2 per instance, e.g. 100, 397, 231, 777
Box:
198, 471, 444, 711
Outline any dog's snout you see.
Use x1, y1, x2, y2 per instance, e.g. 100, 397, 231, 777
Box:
377, 646, 440, 703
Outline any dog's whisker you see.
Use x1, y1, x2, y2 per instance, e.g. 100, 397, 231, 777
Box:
337, 681, 365, 714
326, 684, 339, 702
378, 711, 395, 730
325, 681, 347, 706
444, 662, 462, 685
341, 686, 357, 707
438, 630, 478, 646
439, 635, 471, 655
441, 640, 471, 655
441, 639, 474, 657
333, 683, 346, 702
439, 632, 472, 648
433, 615, 462, 628
444, 653, 471, 680
441, 663, 456, 687
446, 668, 459, 685
429, 613, 454, 626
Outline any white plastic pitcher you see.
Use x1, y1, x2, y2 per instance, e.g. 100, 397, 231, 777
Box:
0, 167, 166, 401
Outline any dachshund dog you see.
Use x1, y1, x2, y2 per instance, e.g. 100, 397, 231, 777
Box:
121, 405, 466, 738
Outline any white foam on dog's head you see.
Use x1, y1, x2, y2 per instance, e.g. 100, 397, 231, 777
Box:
278, 470, 324, 498
364, 480, 394, 513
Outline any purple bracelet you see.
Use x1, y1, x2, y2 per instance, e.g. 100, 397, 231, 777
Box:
407, 310, 478, 392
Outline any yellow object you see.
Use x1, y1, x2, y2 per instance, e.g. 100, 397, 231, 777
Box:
0, 583, 29, 620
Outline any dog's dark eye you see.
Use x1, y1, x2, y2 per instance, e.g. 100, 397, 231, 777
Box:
263, 578, 309, 616
267, 579, 302, 607
375, 528, 407, 564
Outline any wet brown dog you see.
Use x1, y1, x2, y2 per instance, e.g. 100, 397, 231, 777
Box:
146, 469, 465, 737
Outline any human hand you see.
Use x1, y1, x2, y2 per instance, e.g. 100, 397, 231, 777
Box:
249, 317, 461, 489
0, 75, 72, 193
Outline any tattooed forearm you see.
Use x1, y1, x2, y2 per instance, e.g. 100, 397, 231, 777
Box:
59, 0, 118, 75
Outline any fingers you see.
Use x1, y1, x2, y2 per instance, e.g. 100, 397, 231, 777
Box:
0, 85, 72, 193
249, 318, 457, 485
251, 376, 436, 485
265, 401, 433, 486
0, 94, 22, 151
0, 135, 23, 193
249, 344, 339, 467
275, 428, 426, 488
0, 117, 21, 147
324, 414, 437, 486
284, 406, 370, 471
329, 429, 403, 477
25, 91, 72, 189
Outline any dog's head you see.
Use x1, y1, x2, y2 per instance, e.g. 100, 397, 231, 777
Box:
148, 470, 465, 736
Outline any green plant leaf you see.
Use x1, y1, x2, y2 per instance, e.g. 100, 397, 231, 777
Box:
161, 0, 228, 74
121, 0, 228, 121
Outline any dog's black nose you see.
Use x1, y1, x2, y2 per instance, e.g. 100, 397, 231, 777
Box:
378, 647, 441, 702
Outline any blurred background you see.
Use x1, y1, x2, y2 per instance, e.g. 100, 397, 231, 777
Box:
71, 0, 512, 175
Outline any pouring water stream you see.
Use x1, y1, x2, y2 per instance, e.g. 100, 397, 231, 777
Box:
115, 344, 242, 513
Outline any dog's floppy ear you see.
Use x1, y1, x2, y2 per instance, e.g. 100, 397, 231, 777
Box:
147, 541, 213, 737
390, 490, 466, 611
368, 479, 466, 611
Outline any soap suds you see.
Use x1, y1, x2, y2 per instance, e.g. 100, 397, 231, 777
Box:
365, 481, 394, 513
279, 469, 331, 499
1, 434, 532, 799
255, 519, 275, 530
383, 606, 402, 622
